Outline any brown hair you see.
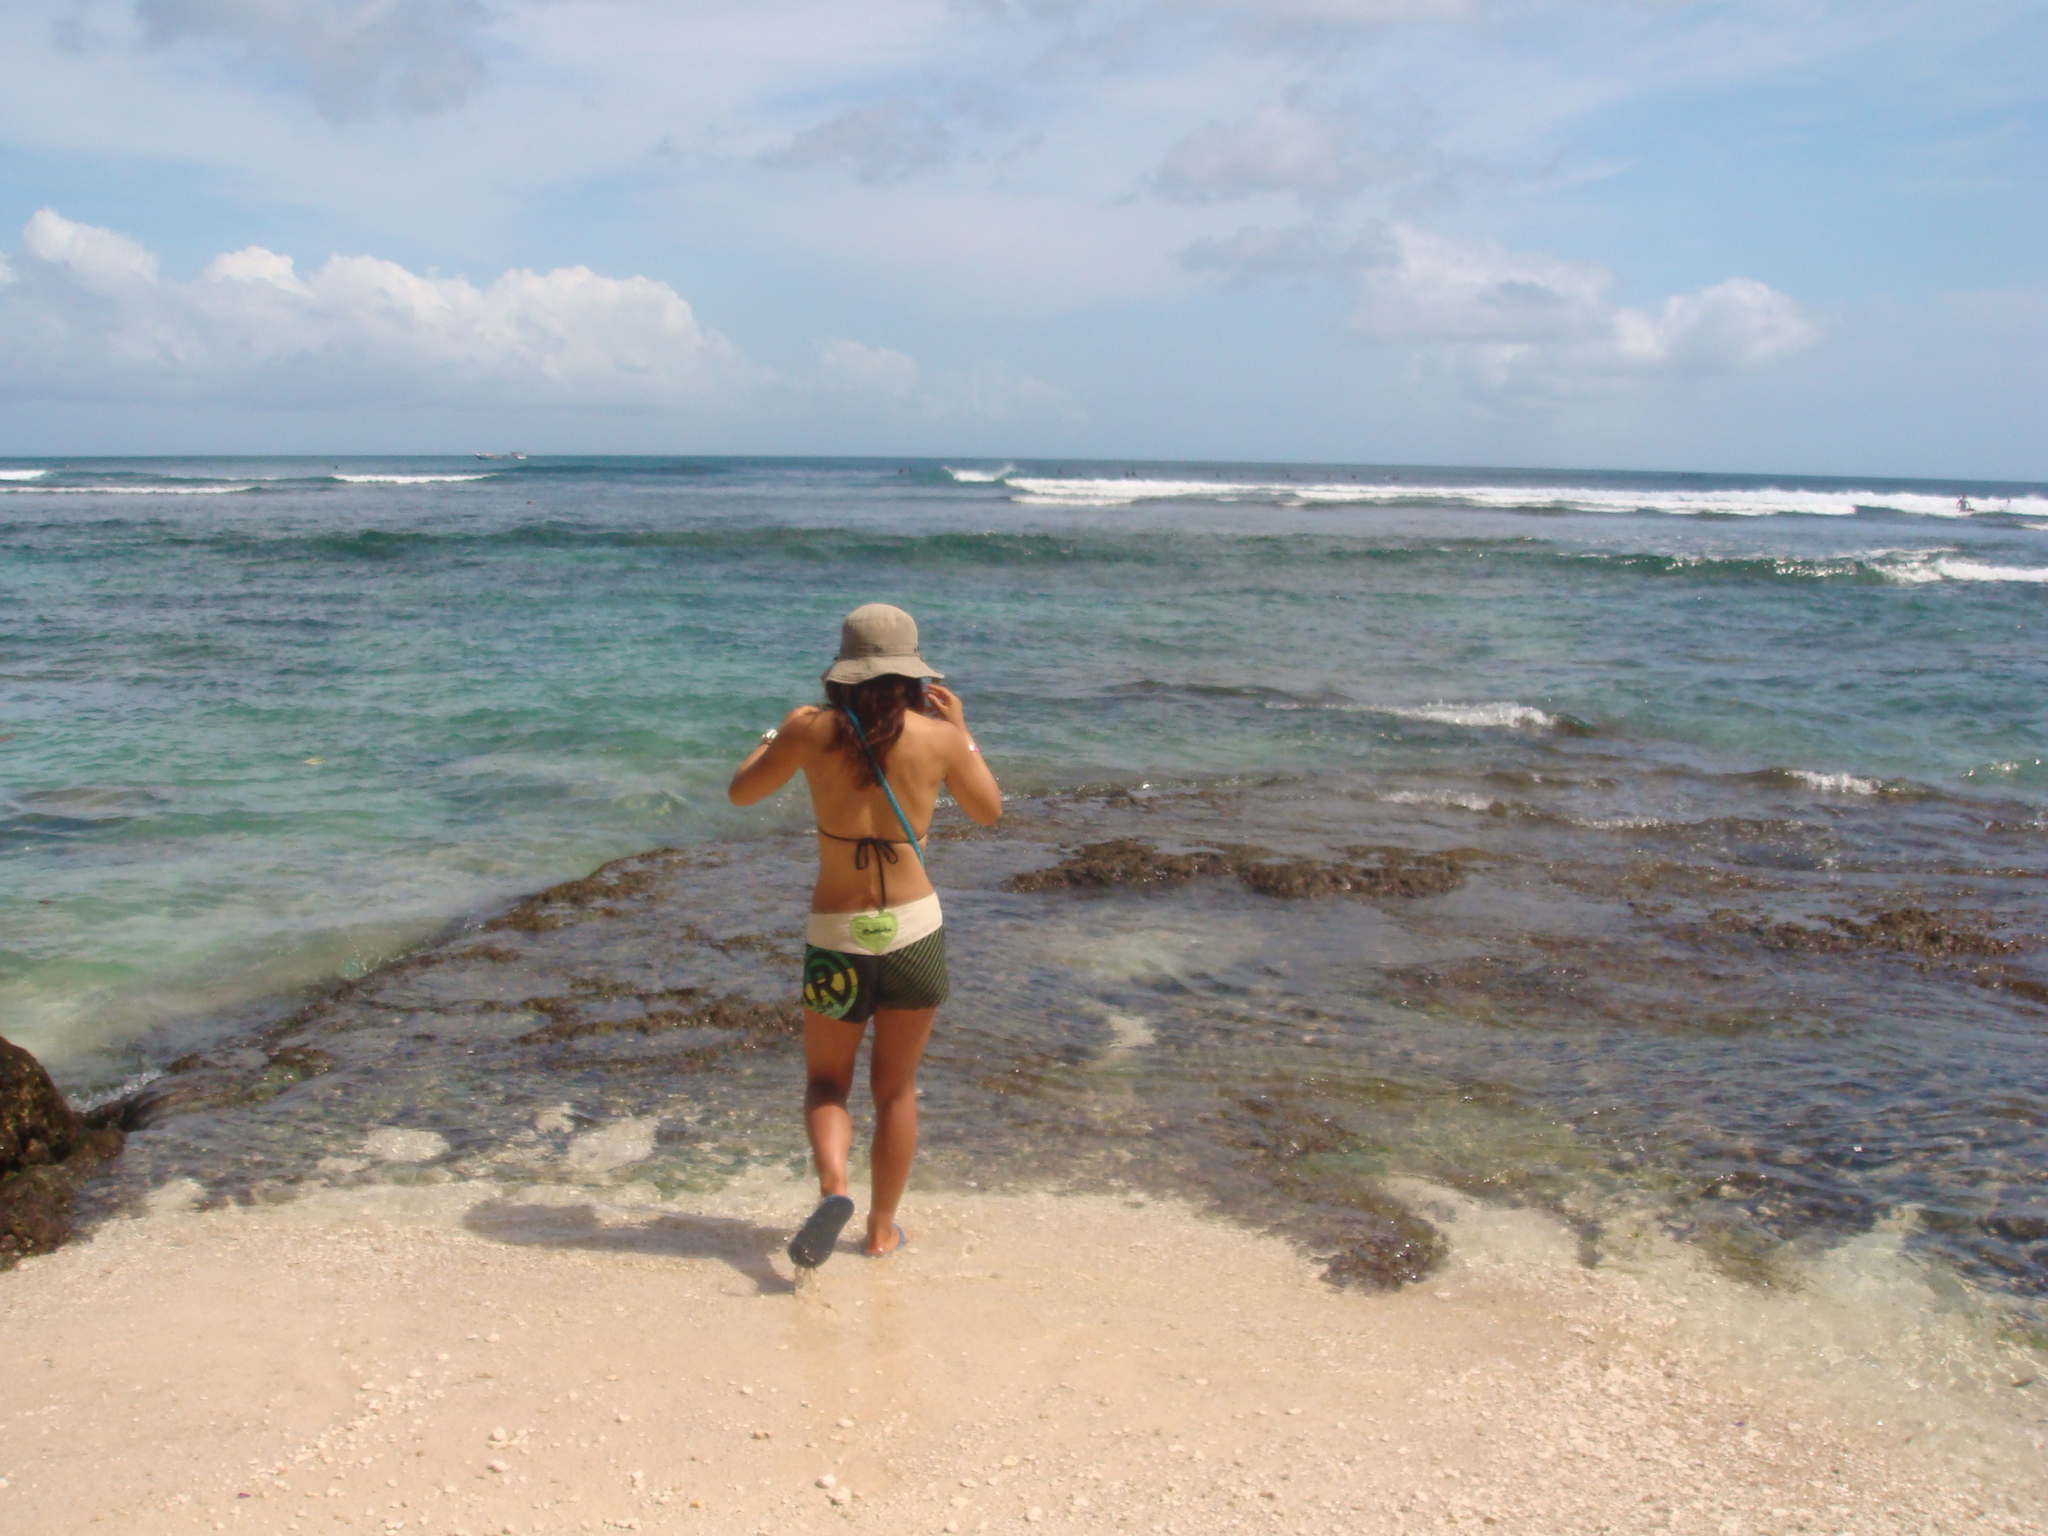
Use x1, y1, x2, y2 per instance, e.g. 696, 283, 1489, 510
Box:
824, 675, 926, 789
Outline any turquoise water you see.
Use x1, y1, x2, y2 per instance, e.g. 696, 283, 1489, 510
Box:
4, 454, 2046, 1093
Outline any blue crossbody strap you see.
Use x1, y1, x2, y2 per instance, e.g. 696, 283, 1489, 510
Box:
840, 705, 926, 866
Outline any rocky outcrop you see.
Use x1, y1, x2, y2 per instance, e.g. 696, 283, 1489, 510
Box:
1005, 837, 1474, 900
1699, 905, 2020, 958
1, 1035, 123, 1270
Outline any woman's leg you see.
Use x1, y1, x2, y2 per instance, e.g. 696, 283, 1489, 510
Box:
802, 1009, 866, 1198
863, 1006, 936, 1254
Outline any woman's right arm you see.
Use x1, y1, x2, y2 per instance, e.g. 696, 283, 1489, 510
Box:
727, 706, 818, 806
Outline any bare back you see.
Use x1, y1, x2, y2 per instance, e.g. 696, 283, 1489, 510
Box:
799, 705, 950, 910
727, 685, 1003, 913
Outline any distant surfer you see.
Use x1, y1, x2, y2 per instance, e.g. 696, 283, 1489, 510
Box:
1957, 496, 1972, 514
729, 605, 1002, 1267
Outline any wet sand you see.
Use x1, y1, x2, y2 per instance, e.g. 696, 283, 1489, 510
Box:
3, 1170, 2041, 1536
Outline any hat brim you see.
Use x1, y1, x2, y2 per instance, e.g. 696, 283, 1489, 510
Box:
822, 654, 944, 685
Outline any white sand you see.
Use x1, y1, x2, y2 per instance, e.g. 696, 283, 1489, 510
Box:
2, 1170, 2042, 1536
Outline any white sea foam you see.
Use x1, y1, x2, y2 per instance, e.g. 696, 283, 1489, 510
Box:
945, 463, 1015, 483
1787, 769, 1885, 796
1386, 701, 1559, 730
70, 1067, 165, 1114
1269, 697, 1561, 729
1005, 475, 2048, 521
1925, 558, 2048, 582
1882, 554, 2048, 584
0, 468, 49, 480
333, 473, 493, 484
1375, 789, 1502, 812
0, 483, 256, 495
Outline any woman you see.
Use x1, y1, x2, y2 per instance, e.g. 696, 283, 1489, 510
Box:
728, 604, 1003, 1265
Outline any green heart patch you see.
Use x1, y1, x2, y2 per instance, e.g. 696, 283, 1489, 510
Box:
848, 910, 899, 954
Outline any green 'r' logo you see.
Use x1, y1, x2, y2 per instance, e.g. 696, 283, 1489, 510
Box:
802, 947, 859, 1019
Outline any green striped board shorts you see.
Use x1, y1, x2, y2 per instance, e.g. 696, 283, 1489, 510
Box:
801, 930, 949, 1022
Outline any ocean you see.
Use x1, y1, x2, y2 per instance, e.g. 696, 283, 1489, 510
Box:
3, 456, 2045, 1315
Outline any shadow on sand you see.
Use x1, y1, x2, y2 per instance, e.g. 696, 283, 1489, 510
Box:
461, 1199, 797, 1295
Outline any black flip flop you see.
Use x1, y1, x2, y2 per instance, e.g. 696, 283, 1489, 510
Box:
788, 1195, 856, 1269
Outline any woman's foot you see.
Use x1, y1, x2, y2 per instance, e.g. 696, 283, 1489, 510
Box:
789, 1195, 856, 1268
863, 1221, 908, 1258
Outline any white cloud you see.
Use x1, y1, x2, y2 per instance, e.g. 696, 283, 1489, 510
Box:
22, 204, 161, 286
1346, 224, 1612, 343
1608, 277, 1818, 372
133, 0, 492, 120
1186, 219, 1818, 402
0, 210, 1079, 428
812, 336, 921, 398
0, 208, 756, 407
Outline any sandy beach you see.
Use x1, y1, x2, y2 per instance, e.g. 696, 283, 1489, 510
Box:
3, 1166, 2041, 1536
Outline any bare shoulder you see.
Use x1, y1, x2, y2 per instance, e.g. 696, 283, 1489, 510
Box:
900, 709, 966, 758
777, 704, 830, 750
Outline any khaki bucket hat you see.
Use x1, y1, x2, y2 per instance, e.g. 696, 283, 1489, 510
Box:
822, 603, 945, 685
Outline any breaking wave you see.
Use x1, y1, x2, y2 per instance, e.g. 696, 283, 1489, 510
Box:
1265, 697, 1574, 732
0, 483, 256, 495
1883, 556, 2048, 584
1785, 769, 1886, 796
1004, 475, 2048, 521
332, 473, 495, 485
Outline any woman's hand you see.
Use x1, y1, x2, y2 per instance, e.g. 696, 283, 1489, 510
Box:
929, 684, 1001, 825
925, 683, 968, 732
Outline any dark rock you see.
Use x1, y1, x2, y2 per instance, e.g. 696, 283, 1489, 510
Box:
1219, 1090, 1449, 1289
1320, 1208, 1448, 1290
1, 1034, 84, 1171
1006, 838, 1473, 901
1234, 858, 1367, 899
1986, 1213, 2048, 1243
1972, 968, 2048, 1006
1704, 906, 2019, 958
0, 1165, 79, 1268
0, 1035, 123, 1270
518, 990, 799, 1045
485, 857, 665, 932
1260, 845, 1474, 900
1005, 838, 1244, 891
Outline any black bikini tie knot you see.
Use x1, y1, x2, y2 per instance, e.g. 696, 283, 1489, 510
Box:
817, 830, 908, 908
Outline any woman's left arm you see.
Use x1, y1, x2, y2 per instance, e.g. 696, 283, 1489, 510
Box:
728, 706, 817, 806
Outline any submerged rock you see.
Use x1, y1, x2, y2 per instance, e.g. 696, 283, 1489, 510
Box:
1005, 838, 1243, 890
103, 1043, 336, 1131
0, 1035, 123, 1270
1006, 837, 1473, 900
1703, 905, 2021, 958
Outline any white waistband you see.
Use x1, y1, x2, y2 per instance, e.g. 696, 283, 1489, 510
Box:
805, 891, 943, 956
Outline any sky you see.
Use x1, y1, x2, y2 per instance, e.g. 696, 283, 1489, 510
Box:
0, 0, 2041, 475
